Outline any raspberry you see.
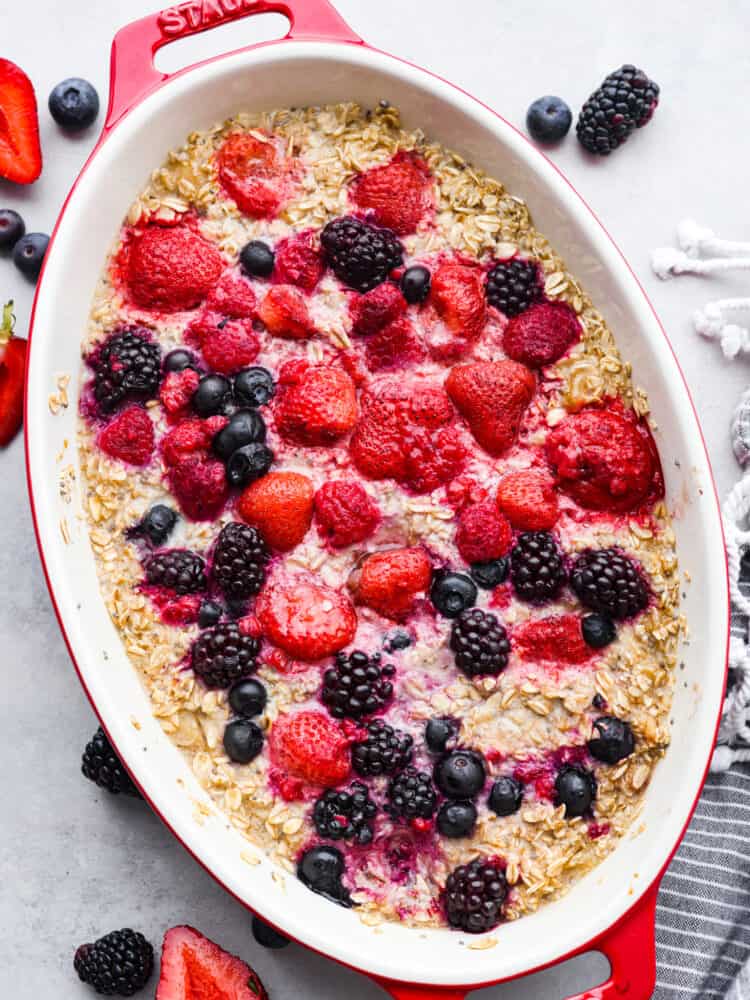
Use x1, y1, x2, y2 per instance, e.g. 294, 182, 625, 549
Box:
258, 284, 314, 340
386, 767, 437, 821
269, 710, 351, 786
569, 548, 649, 620
98, 405, 154, 466
212, 522, 269, 599
351, 151, 433, 235
191, 621, 260, 688
485, 257, 543, 317
502, 301, 580, 368
322, 650, 395, 719
168, 455, 228, 521
425, 262, 487, 359
351, 719, 413, 777
256, 577, 357, 660
364, 315, 426, 371
200, 317, 260, 374
81, 727, 140, 798
455, 500, 513, 564
313, 782, 377, 844
356, 547, 431, 620
513, 614, 592, 665
275, 364, 357, 446
161, 417, 219, 467
205, 270, 257, 318
510, 531, 566, 603
91, 328, 161, 414
126, 223, 223, 311
349, 281, 406, 337
449, 607, 510, 677
577, 65, 660, 155
274, 229, 324, 290
159, 368, 199, 415
217, 131, 287, 218
74, 929, 154, 997
144, 549, 207, 594
443, 858, 508, 933
445, 360, 535, 456
321, 215, 404, 292
496, 469, 559, 530
314, 480, 380, 548
238, 471, 314, 551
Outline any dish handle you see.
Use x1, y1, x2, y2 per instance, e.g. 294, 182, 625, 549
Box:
105, 0, 362, 130
371, 884, 658, 1000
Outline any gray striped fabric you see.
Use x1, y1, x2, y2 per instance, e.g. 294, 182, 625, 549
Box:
654, 558, 750, 999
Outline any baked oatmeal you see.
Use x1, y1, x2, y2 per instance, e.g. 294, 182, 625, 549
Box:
77, 101, 682, 934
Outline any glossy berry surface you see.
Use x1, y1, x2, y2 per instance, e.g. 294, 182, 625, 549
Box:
145, 549, 207, 594
581, 613, 617, 648
510, 531, 566, 603
437, 800, 477, 838
425, 717, 459, 755
240, 239, 275, 277
192, 373, 232, 417
321, 215, 404, 292
198, 600, 222, 629
297, 845, 351, 906
252, 916, 290, 950
234, 365, 275, 407
163, 348, 196, 373
212, 522, 269, 600
383, 628, 412, 652
322, 649, 394, 719
555, 764, 597, 817
434, 749, 486, 800
450, 608, 510, 677
212, 410, 266, 460
570, 548, 649, 620
223, 718, 264, 763
588, 716, 635, 763
226, 442, 274, 487
386, 766, 438, 820
443, 858, 508, 933
81, 727, 140, 798
400, 264, 431, 303
133, 504, 177, 546
0, 208, 24, 250
228, 677, 268, 718
49, 77, 99, 130
430, 570, 478, 618
469, 558, 509, 590
526, 96, 573, 143
486, 257, 543, 317
191, 622, 260, 689
92, 329, 161, 414
351, 718, 413, 777
577, 65, 659, 155
313, 781, 377, 844
74, 928, 153, 996
488, 776, 524, 817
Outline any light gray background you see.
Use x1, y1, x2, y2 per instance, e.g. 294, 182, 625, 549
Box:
1, 1, 748, 996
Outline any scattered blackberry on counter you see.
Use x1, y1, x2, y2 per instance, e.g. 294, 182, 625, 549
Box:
297, 845, 352, 906
576, 65, 659, 155
450, 608, 510, 678
555, 764, 597, 817
92, 329, 161, 413
229, 677, 267, 717
12, 231, 49, 280
437, 800, 477, 838
322, 650, 395, 719
588, 716, 635, 764
240, 239, 275, 277
81, 727, 140, 798
0, 208, 24, 251
581, 612, 617, 649
191, 621, 260, 689
425, 717, 459, 755
162, 348, 196, 373
383, 628, 412, 652
434, 749, 486, 800
129, 504, 177, 547
510, 531, 566, 603
430, 570, 477, 618
526, 96, 573, 144
212, 409, 266, 461
251, 916, 290, 950
144, 549, 207, 594
386, 766, 438, 821
313, 781, 377, 844
351, 718, 413, 777
225, 442, 274, 487
400, 264, 431, 303
233, 365, 275, 407
192, 373, 232, 417
49, 78, 99, 131
74, 928, 153, 996
321, 215, 404, 292
488, 776, 524, 817
443, 858, 508, 933
197, 600, 222, 629
469, 558, 509, 590
223, 718, 264, 764
485, 258, 543, 317
212, 522, 269, 600
570, 548, 649, 620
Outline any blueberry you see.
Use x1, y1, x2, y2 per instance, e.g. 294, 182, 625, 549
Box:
234, 366, 275, 407
470, 558, 509, 590
198, 600, 223, 629
226, 442, 274, 488
0, 209, 25, 251
212, 410, 266, 461
526, 96, 573, 144
298, 845, 352, 906
488, 776, 524, 817
425, 717, 458, 755
592, 693, 607, 711
400, 265, 431, 304
240, 240, 275, 277
437, 800, 477, 838
434, 749, 486, 800
430, 570, 477, 618
137, 504, 177, 546
13, 233, 49, 281
223, 719, 264, 764
192, 373, 232, 416
554, 765, 596, 818
229, 678, 268, 718
587, 716, 635, 764
581, 613, 616, 649
251, 915, 290, 950
163, 348, 197, 373
384, 628, 412, 652
49, 78, 100, 131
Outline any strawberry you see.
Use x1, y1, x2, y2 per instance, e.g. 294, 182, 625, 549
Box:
161, 417, 226, 467
98, 405, 154, 465
513, 615, 592, 665
545, 406, 660, 512
156, 925, 267, 1000
503, 301, 581, 368
217, 131, 285, 219
238, 471, 314, 551
205, 271, 257, 318
200, 318, 260, 374
275, 364, 357, 446
159, 368, 199, 416
168, 455, 228, 521
352, 151, 433, 235
356, 546, 432, 620
0, 60, 41, 184
496, 469, 559, 530
256, 577, 357, 660
350, 281, 406, 337
0, 301, 27, 446
314, 480, 380, 548
425, 262, 486, 359
258, 284, 313, 340
126, 224, 223, 311
365, 315, 425, 372
445, 360, 536, 456
269, 710, 351, 786
455, 500, 513, 563
274, 229, 324, 290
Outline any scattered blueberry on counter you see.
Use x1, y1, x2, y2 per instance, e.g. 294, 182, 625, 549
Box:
12, 231, 49, 280
526, 95, 572, 144
0, 208, 25, 251
251, 915, 290, 951
49, 77, 100, 131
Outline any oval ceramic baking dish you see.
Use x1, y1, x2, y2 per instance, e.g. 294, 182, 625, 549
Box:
24, 2, 729, 997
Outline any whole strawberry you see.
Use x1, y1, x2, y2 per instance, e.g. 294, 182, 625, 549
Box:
356, 547, 432, 620
445, 360, 535, 456
239, 471, 314, 551
275, 363, 357, 446
256, 577, 357, 660
496, 469, 559, 530
0, 301, 27, 447
269, 710, 352, 786
513, 614, 592, 665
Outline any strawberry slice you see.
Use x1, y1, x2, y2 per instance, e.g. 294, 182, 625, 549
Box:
0, 301, 27, 446
0, 60, 42, 184
156, 925, 267, 1000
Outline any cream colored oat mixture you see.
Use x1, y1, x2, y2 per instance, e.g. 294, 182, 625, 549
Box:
77, 102, 682, 934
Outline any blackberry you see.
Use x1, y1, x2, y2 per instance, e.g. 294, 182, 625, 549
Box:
191, 622, 260, 688
352, 718, 413, 777
321, 215, 403, 292
313, 781, 377, 845
144, 549, 207, 594
92, 329, 161, 413
485, 258, 543, 317
386, 766, 437, 821
570, 548, 649, 620
510, 531, 566, 602
443, 858, 508, 933
211, 522, 269, 600
576, 65, 660, 155
74, 928, 153, 996
322, 650, 395, 720
81, 728, 140, 798
450, 608, 510, 678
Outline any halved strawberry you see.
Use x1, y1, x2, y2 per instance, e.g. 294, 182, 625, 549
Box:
217, 131, 286, 219
0, 60, 42, 184
258, 284, 313, 340
424, 262, 487, 359
513, 615, 593, 665
0, 301, 27, 446
156, 925, 267, 1000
